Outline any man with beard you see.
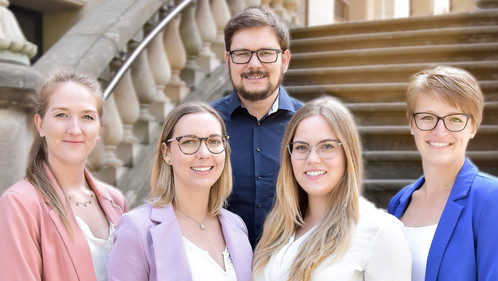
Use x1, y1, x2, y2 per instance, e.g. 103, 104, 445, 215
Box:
211, 6, 303, 248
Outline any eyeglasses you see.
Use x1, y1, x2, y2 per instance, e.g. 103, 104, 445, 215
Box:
287, 140, 342, 160
166, 135, 229, 155
228, 49, 283, 64
412, 112, 472, 132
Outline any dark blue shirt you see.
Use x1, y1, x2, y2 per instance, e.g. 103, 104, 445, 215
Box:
211, 86, 303, 247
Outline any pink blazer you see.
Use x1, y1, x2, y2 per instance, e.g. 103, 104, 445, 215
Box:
108, 204, 253, 281
0, 168, 127, 281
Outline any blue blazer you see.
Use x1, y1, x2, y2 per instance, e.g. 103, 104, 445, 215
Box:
108, 204, 253, 281
388, 158, 498, 281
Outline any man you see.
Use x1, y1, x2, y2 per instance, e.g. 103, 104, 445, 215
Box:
211, 6, 303, 247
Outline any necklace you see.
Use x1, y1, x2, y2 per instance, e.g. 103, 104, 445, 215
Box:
177, 208, 208, 230
68, 193, 93, 207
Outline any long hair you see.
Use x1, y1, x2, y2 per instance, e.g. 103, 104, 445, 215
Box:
253, 96, 362, 281
148, 103, 232, 216
25, 69, 104, 231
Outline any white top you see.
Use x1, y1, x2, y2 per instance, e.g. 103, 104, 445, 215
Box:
255, 197, 412, 281
183, 237, 237, 281
403, 224, 437, 281
75, 216, 115, 281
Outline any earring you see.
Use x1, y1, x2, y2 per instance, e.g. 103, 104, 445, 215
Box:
471, 135, 475, 139
410, 131, 414, 135
162, 153, 166, 157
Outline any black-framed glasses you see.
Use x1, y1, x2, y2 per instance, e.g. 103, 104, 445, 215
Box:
166, 135, 229, 155
228, 49, 283, 64
412, 112, 472, 132
287, 140, 342, 160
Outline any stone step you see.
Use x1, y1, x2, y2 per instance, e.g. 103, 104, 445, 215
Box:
347, 101, 498, 126
363, 179, 415, 208
291, 26, 498, 53
289, 42, 498, 69
285, 80, 498, 103
358, 125, 498, 151
364, 150, 498, 179
285, 61, 498, 85
290, 9, 498, 39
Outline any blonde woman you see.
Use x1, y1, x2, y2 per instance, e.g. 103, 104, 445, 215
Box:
0, 69, 127, 280
108, 103, 252, 281
253, 97, 411, 281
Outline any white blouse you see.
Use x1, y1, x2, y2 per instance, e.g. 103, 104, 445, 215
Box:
75, 216, 115, 281
403, 224, 437, 281
183, 237, 237, 281
255, 197, 412, 281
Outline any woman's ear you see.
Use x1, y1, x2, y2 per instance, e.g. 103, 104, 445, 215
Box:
161, 142, 172, 165
35, 114, 45, 137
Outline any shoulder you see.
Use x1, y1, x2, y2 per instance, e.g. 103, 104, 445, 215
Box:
220, 208, 248, 234
387, 180, 419, 214
359, 197, 404, 234
290, 96, 304, 110
467, 172, 498, 214
0, 180, 43, 209
211, 95, 231, 112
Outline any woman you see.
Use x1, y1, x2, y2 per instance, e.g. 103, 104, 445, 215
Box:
0, 69, 128, 280
253, 96, 411, 281
107, 103, 252, 281
388, 66, 498, 281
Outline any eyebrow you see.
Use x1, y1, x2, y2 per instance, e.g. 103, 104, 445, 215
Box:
49, 107, 98, 114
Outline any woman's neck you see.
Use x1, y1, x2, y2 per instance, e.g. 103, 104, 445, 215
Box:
47, 158, 87, 192
422, 160, 463, 195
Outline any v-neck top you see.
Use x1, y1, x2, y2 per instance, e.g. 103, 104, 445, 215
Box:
183, 237, 237, 281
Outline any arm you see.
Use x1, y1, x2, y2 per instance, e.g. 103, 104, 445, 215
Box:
0, 189, 42, 281
108, 213, 150, 281
476, 186, 498, 280
364, 222, 412, 281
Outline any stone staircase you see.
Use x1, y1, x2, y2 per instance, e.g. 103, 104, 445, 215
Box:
284, 9, 498, 207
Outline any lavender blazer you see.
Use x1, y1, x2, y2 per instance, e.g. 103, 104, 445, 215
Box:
107, 204, 253, 281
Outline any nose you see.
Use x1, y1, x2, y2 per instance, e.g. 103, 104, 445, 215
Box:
306, 147, 321, 163
432, 119, 448, 136
247, 53, 263, 68
67, 117, 82, 135
195, 141, 211, 158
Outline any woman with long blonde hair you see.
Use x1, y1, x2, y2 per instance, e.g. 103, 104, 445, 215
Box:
253, 96, 411, 281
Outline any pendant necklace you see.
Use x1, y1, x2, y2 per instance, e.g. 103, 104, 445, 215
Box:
177, 208, 208, 230
69, 193, 94, 207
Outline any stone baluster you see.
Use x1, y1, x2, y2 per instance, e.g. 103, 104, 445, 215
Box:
283, 0, 299, 25
270, 0, 285, 17
179, 1, 204, 89
211, 0, 231, 61
113, 67, 141, 167
146, 15, 173, 122
98, 93, 124, 184
195, 0, 220, 73
227, 0, 247, 17
130, 39, 159, 144
164, 14, 189, 104
0, 0, 41, 192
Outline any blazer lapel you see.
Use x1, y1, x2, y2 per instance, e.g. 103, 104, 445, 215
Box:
44, 165, 96, 281
393, 177, 425, 219
220, 210, 252, 281
425, 159, 476, 281
150, 205, 193, 281
84, 169, 123, 225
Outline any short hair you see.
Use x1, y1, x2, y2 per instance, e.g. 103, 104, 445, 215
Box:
224, 6, 290, 51
148, 103, 232, 216
406, 65, 484, 131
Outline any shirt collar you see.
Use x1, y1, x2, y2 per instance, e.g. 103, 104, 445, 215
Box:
227, 86, 297, 117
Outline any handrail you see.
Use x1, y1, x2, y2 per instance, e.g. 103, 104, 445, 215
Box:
103, 0, 195, 100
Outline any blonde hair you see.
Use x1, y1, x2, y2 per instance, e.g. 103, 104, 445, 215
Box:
26, 69, 104, 231
148, 103, 232, 216
407, 65, 484, 132
253, 96, 362, 281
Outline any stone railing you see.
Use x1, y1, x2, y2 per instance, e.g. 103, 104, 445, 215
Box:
0, 0, 302, 204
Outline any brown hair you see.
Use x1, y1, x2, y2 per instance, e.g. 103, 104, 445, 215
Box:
224, 6, 290, 51
148, 103, 232, 216
26, 68, 104, 230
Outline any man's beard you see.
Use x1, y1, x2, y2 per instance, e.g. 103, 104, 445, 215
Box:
230, 69, 283, 102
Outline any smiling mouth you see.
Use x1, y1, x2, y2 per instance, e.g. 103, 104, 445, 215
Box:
428, 141, 450, 147
306, 171, 326, 176
191, 167, 213, 172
